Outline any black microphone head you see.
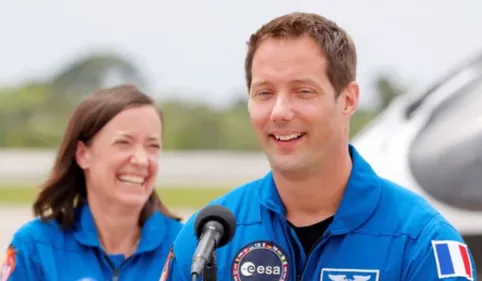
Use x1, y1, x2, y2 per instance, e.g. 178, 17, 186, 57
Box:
194, 205, 236, 248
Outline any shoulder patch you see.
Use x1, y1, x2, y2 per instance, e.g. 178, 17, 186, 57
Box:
432, 240, 473, 280
0, 245, 16, 281
159, 247, 175, 281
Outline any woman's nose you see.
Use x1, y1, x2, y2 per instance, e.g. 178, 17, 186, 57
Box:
131, 147, 148, 166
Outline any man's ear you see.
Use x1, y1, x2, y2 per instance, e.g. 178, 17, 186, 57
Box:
339, 81, 360, 116
75, 141, 91, 170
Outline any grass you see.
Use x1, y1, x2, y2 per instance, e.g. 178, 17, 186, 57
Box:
0, 185, 231, 209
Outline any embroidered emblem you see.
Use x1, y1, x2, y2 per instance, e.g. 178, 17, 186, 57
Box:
0, 245, 16, 281
159, 247, 175, 281
320, 268, 379, 281
432, 240, 473, 280
232, 241, 288, 281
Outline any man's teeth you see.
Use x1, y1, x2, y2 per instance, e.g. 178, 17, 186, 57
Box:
274, 133, 303, 141
118, 175, 145, 184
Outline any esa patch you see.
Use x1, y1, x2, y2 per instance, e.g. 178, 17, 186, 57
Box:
432, 240, 473, 280
320, 268, 380, 281
159, 247, 175, 281
0, 245, 16, 281
232, 241, 288, 281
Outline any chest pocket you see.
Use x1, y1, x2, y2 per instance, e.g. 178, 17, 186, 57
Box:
311, 234, 404, 281
35, 244, 106, 281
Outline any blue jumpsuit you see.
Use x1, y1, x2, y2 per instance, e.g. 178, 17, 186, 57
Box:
162, 145, 477, 281
1, 203, 182, 281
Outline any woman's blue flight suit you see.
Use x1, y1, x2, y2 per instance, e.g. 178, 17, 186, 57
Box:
1, 203, 182, 281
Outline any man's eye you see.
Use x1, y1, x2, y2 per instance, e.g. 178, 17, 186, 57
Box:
257, 91, 272, 96
298, 89, 314, 94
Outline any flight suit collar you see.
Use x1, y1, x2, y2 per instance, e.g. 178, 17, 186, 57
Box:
257, 144, 382, 235
329, 145, 382, 234
73, 203, 169, 254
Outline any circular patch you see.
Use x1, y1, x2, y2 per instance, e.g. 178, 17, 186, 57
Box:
232, 241, 288, 281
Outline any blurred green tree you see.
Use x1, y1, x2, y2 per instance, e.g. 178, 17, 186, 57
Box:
0, 52, 409, 149
49, 52, 145, 98
374, 74, 407, 112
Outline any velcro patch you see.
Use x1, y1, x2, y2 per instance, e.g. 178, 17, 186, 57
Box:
0, 245, 16, 281
232, 241, 289, 281
159, 247, 175, 281
432, 240, 473, 280
320, 268, 380, 281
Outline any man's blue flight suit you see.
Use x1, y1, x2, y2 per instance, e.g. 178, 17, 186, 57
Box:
161, 145, 477, 281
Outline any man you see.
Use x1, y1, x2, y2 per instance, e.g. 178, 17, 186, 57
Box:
161, 12, 477, 281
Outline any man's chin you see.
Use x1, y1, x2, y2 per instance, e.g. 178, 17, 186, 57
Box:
268, 154, 307, 174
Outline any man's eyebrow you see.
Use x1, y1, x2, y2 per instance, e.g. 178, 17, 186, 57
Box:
251, 80, 271, 88
289, 78, 319, 85
252, 78, 320, 88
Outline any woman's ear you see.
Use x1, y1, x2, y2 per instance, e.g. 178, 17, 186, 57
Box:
75, 141, 90, 170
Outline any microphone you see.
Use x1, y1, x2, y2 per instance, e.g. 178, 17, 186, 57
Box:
191, 205, 236, 281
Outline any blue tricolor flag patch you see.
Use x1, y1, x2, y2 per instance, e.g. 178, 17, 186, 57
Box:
432, 240, 473, 280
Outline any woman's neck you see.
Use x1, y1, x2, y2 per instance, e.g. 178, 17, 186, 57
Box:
87, 195, 142, 257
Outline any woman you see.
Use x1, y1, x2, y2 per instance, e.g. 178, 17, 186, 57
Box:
0, 84, 183, 281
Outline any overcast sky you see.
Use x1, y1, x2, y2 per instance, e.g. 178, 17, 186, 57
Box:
1, 0, 481, 108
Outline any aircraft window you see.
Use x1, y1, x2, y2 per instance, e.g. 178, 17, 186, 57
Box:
404, 53, 482, 119
408, 76, 482, 211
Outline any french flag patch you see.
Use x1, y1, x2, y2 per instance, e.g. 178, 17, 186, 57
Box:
432, 240, 473, 280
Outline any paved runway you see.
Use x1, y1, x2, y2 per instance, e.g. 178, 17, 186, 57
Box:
0, 149, 270, 187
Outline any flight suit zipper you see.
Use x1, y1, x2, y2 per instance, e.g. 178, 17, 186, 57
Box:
296, 232, 331, 281
295, 239, 320, 281
105, 254, 131, 281
284, 223, 331, 281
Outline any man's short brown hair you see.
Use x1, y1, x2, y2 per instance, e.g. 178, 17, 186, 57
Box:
245, 12, 357, 96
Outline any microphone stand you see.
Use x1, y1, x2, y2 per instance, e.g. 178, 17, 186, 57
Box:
201, 252, 217, 281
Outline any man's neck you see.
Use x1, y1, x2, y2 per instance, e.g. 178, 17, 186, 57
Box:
273, 147, 353, 227
87, 195, 142, 257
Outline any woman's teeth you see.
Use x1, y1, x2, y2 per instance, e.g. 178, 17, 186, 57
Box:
118, 175, 145, 184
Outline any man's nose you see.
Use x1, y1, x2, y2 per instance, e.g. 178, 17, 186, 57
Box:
270, 95, 294, 122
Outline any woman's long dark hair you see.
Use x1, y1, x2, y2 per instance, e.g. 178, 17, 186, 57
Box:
32, 84, 181, 229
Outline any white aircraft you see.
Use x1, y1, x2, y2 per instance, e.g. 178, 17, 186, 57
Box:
352, 51, 482, 271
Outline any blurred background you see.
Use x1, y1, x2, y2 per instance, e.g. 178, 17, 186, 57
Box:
1, 0, 482, 267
